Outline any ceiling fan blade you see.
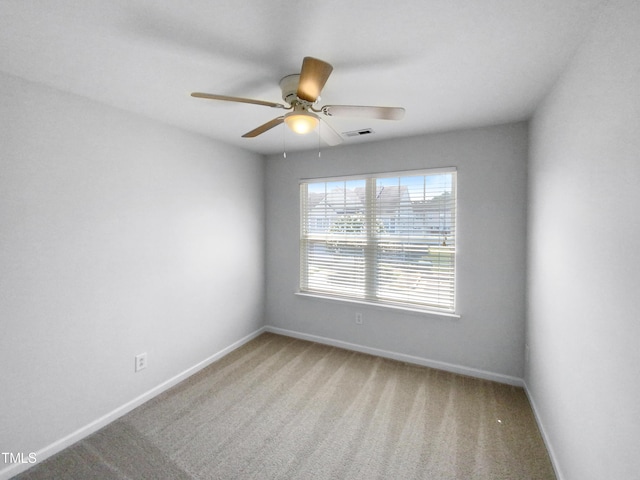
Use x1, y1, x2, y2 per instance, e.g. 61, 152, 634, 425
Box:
319, 119, 343, 146
242, 116, 285, 138
296, 57, 333, 103
191, 92, 287, 109
320, 105, 405, 120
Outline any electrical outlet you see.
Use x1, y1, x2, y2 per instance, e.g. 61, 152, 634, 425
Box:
355, 312, 363, 325
135, 352, 147, 372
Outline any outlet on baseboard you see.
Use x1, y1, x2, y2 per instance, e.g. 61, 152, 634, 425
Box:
135, 352, 147, 372
355, 312, 363, 325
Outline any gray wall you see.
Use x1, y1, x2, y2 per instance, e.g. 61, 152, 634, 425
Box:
0, 72, 265, 473
265, 123, 528, 382
527, 1, 640, 479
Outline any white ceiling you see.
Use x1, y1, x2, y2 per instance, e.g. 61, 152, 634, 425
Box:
0, 0, 605, 155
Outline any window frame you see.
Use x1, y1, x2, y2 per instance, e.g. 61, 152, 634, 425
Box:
299, 167, 457, 316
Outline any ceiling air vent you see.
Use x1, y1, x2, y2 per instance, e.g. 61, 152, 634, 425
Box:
343, 128, 375, 137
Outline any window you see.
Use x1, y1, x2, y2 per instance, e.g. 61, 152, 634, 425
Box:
300, 168, 456, 313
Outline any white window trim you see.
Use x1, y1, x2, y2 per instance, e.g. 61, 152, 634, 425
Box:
294, 291, 461, 319
301, 166, 456, 184
299, 167, 457, 315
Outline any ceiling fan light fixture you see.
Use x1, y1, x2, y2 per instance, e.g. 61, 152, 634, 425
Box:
284, 111, 319, 135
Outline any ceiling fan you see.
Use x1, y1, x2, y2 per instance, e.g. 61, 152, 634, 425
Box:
191, 57, 405, 146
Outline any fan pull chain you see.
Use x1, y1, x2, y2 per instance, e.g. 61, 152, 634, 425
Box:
318, 122, 321, 158
283, 123, 287, 158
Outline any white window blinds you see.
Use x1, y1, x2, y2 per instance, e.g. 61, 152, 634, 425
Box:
300, 168, 456, 313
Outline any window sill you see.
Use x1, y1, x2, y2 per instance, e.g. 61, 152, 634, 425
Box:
295, 292, 461, 319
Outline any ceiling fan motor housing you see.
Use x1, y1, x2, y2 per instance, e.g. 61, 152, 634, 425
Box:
279, 74, 302, 105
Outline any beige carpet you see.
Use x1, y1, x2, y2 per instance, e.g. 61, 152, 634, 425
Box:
15, 333, 556, 479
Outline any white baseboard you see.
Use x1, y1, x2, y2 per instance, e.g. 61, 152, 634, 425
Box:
523, 382, 564, 480
265, 326, 524, 387
0, 327, 266, 480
